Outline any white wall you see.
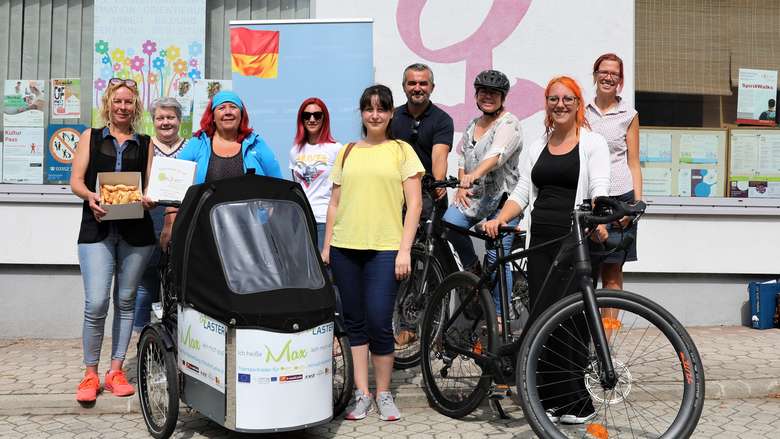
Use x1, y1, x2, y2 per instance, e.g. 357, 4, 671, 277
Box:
315, 0, 635, 144
0, 202, 81, 264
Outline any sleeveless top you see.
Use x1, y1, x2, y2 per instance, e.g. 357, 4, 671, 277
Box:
585, 97, 638, 196
205, 147, 244, 183
77, 128, 155, 246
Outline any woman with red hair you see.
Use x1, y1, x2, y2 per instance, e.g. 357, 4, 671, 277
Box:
483, 76, 610, 425
289, 97, 342, 250
160, 91, 282, 248
585, 53, 641, 292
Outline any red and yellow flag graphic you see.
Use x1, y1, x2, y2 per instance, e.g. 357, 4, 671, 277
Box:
230, 28, 279, 78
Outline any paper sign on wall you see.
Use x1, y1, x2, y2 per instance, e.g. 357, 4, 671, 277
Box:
2, 127, 45, 184
3, 80, 46, 127
51, 79, 81, 119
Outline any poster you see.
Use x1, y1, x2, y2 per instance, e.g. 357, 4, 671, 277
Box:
3, 80, 46, 127
177, 305, 226, 393
736, 68, 778, 125
642, 167, 672, 196
639, 132, 673, 163
92, 0, 205, 135
679, 134, 719, 164
50, 79, 81, 119
729, 130, 780, 198
191, 79, 231, 133
45, 125, 85, 184
231, 21, 373, 168
2, 127, 45, 184
235, 323, 332, 430
678, 168, 718, 197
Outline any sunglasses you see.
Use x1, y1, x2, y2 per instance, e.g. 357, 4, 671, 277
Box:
108, 78, 137, 89
301, 111, 324, 121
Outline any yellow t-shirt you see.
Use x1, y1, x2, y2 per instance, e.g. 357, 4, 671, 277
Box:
330, 140, 424, 250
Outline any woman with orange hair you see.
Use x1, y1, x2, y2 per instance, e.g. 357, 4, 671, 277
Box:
483, 76, 610, 424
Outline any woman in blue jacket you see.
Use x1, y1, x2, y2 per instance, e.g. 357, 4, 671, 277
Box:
161, 90, 282, 248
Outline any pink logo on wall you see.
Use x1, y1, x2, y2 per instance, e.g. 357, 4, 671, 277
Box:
397, 0, 544, 128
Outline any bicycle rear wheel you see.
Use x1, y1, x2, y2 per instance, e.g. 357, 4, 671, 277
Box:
420, 271, 497, 418
516, 289, 705, 438
394, 246, 445, 369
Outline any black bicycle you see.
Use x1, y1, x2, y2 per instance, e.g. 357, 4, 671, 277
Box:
419, 197, 705, 438
393, 176, 530, 369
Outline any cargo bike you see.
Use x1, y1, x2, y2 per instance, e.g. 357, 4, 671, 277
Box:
135, 174, 353, 438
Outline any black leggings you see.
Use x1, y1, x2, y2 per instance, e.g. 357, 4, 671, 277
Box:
527, 223, 595, 416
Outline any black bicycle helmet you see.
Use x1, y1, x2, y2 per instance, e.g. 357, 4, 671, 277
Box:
474, 70, 510, 95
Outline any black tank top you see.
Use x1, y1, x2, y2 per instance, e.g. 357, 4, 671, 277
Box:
77, 128, 155, 246
205, 147, 244, 183
531, 144, 580, 228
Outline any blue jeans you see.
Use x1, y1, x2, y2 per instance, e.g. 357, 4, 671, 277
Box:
316, 222, 326, 252
443, 206, 518, 316
78, 231, 153, 366
329, 247, 398, 355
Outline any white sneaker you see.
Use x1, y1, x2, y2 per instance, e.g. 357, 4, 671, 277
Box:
376, 391, 401, 421
344, 390, 374, 420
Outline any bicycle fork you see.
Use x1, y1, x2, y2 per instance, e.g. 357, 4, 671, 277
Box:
572, 214, 619, 390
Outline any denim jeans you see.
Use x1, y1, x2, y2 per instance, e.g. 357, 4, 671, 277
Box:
329, 247, 398, 355
78, 230, 153, 366
442, 206, 518, 316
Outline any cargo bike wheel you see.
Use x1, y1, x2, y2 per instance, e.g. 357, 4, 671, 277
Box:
138, 325, 179, 439
333, 333, 354, 417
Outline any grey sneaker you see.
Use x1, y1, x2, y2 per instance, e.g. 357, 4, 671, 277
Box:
344, 390, 374, 420
376, 391, 401, 421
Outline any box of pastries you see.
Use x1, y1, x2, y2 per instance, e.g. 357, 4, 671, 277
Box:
96, 172, 144, 220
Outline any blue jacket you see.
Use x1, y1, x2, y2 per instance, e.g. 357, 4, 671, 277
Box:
179, 131, 283, 184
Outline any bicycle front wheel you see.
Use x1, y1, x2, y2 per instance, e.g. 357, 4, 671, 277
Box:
420, 271, 497, 418
516, 289, 705, 439
393, 246, 445, 369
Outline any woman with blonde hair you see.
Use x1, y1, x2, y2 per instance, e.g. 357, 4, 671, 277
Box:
70, 78, 156, 403
484, 76, 610, 424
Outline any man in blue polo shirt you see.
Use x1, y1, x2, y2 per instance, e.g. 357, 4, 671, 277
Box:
390, 63, 454, 348
391, 63, 454, 205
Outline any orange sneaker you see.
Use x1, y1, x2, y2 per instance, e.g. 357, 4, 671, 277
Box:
104, 369, 135, 397
76, 372, 101, 402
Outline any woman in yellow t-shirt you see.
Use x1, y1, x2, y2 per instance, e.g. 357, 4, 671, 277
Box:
322, 85, 424, 421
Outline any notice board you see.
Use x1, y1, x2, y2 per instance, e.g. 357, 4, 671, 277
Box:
639, 127, 727, 197
729, 129, 780, 198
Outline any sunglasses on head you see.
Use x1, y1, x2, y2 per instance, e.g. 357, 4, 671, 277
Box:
301, 111, 324, 121
109, 78, 137, 89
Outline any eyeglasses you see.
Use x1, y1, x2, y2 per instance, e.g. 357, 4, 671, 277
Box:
546, 95, 578, 107
410, 120, 421, 145
595, 70, 621, 79
108, 78, 137, 89
301, 111, 323, 121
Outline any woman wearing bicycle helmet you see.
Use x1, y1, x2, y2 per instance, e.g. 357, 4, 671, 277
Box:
484, 76, 610, 424
442, 69, 523, 318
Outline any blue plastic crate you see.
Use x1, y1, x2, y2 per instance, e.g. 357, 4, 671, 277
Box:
749, 280, 780, 330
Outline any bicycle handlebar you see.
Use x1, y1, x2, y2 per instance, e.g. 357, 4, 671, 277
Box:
422, 175, 480, 192
583, 197, 646, 225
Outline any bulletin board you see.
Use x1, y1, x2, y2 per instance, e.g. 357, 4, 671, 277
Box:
639, 127, 728, 198
728, 129, 780, 198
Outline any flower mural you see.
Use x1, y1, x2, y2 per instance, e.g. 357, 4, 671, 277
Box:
142, 40, 157, 56
130, 56, 145, 72
173, 59, 188, 75
95, 40, 109, 55
166, 45, 181, 62
111, 48, 126, 63
94, 36, 203, 128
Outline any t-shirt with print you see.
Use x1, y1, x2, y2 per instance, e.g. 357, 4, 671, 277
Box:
329, 140, 424, 251
289, 142, 342, 223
